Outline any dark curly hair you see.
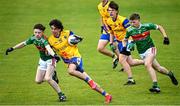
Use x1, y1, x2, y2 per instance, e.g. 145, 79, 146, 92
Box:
49, 19, 64, 30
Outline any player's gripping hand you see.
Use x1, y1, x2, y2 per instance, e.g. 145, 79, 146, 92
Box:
163, 37, 170, 45
6, 47, 14, 55
71, 35, 83, 45
54, 54, 61, 63
109, 43, 116, 52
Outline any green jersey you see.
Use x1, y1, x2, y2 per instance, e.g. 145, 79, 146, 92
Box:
125, 23, 158, 54
25, 35, 52, 61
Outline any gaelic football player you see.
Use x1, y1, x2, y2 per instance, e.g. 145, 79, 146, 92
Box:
97, 0, 119, 69
5, 24, 66, 101
48, 19, 112, 104
124, 13, 178, 93
107, 1, 144, 85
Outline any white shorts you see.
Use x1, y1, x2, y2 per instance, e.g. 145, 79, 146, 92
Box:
139, 47, 157, 59
38, 58, 56, 70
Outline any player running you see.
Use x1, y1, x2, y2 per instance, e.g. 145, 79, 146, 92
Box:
5, 24, 66, 101
97, 0, 119, 69
124, 13, 178, 93
106, 1, 144, 85
48, 19, 112, 104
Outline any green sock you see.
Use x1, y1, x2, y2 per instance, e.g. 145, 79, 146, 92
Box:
58, 92, 64, 96
167, 71, 173, 76
153, 82, 158, 87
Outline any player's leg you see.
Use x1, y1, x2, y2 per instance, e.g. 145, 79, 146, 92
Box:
35, 67, 46, 84
35, 59, 46, 84
68, 63, 87, 80
127, 55, 144, 66
97, 34, 119, 69
117, 41, 135, 85
152, 59, 178, 85
82, 72, 112, 104
119, 54, 135, 85
68, 58, 112, 104
97, 34, 114, 58
44, 59, 66, 101
143, 47, 160, 93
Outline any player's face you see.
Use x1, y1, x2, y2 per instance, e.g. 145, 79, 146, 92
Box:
34, 29, 43, 39
50, 25, 61, 37
130, 19, 140, 28
108, 7, 117, 18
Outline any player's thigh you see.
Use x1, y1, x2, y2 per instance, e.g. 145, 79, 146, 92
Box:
45, 59, 56, 79
35, 59, 48, 82
127, 55, 134, 64
35, 67, 46, 83
97, 40, 109, 49
68, 63, 77, 73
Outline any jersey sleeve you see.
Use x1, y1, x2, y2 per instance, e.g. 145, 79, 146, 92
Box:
25, 36, 34, 45
122, 19, 131, 29
147, 23, 158, 30
43, 39, 49, 46
125, 29, 131, 39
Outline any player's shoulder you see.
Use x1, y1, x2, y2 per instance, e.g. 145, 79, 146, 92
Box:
97, 2, 102, 9
61, 30, 72, 36
28, 35, 36, 40
142, 23, 154, 27
118, 15, 127, 22
127, 26, 135, 32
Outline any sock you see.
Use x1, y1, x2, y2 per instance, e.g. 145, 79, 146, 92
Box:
128, 77, 134, 82
102, 91, 106, 96
153, 82, 158, 87
85, 77, 90, 83
167, 71, 173, 77
58, 92, 63, 96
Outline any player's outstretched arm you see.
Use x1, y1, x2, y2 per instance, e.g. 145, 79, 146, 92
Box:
157, 25, 170, 45
5, 41, 26, 55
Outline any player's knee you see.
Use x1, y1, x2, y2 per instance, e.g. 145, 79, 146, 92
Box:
144, 63, 152, 69
44, 76, 51, 82
68, 69, 75, 76
97, 46, 104, 52
35, 80, 43, 84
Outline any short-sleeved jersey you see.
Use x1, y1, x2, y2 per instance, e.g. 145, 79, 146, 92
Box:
106, 15, 130, 41
125, 23, 158, 54
25, 35, 52, 61
98, 1, 110, 25
48, 30, 81, 64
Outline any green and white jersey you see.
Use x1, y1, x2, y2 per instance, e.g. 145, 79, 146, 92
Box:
125, 23, 158, 54
25, 35, 52, 61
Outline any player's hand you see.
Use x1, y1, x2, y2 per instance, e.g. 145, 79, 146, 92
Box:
71, 35, 83, 45
54, 54, 61, 63
109, 43, 116, 52
5, 47, 14, 55
127, 42, 135, 51
163, 37, 170, 45
101, 26, 103, 34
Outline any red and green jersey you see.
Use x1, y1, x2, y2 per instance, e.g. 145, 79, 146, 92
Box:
125, 23, 158, 54
25, 35, 52, 61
